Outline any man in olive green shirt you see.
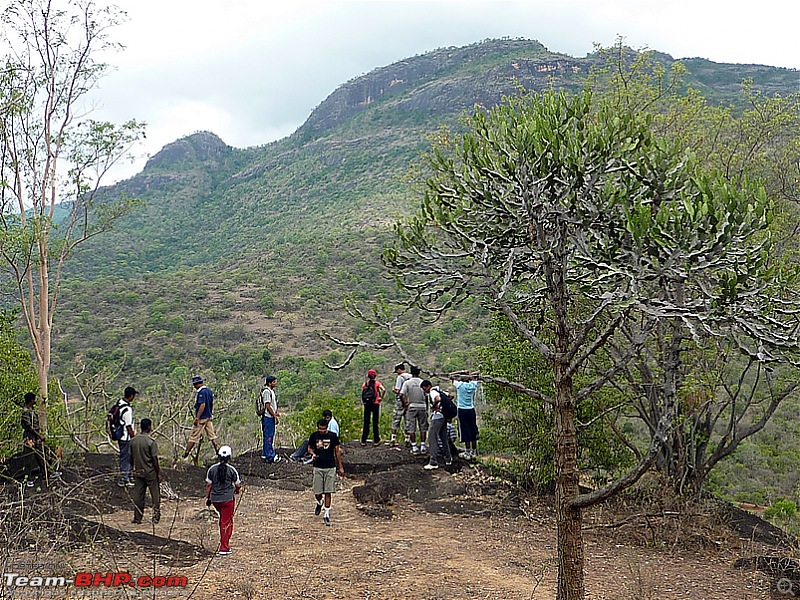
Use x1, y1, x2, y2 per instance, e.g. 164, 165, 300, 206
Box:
130, 418, 162, 524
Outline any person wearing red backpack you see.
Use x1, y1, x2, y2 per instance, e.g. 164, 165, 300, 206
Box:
360, 369, 385, 446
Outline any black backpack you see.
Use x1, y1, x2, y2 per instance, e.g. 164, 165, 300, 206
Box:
361, 380, 377, 404
436, 389, 458, 421
106, 402, 128, 441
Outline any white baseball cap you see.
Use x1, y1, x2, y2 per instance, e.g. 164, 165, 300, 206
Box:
218, 445, 232, 458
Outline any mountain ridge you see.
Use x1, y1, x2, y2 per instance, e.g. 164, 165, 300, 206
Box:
53, 37, 799, 393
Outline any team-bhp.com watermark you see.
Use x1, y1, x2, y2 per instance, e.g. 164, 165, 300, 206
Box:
4, 572, 187, 590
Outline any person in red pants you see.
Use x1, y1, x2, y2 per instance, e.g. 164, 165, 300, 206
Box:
204, 445, 242, 555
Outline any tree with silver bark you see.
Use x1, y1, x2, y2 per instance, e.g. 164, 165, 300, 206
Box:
0, 0, 145, 429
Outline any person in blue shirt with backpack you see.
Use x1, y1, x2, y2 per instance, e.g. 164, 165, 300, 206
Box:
184, 375, 220, 460
451, 370, 480, 460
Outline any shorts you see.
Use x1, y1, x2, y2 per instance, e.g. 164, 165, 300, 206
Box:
187, 418, 217, 444
457, 408, 479, 443
313, 467, 337, 495
405, 405, 428, 434
391, 396, 407, 429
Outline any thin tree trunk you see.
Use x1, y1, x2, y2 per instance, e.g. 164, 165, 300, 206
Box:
554, 358, 584, 600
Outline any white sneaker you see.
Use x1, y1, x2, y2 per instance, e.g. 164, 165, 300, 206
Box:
423, 463, 438, 470
272, 456, 282, 463
420, 444, 428, 453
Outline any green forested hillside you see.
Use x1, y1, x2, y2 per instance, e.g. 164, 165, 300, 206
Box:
49, 38, 797, 405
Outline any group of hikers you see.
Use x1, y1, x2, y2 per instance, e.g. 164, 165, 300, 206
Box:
16, 364, 480, 556
358, 362, 481, 469
106, 375, 246, 553
105, 374, 346, 553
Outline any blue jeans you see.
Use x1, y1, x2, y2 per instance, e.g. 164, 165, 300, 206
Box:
291, 440, 310, 461
262, 416, 276, 461
118, 440, 132, 482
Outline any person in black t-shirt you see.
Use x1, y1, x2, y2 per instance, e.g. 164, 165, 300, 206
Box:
308, 419, 344, 526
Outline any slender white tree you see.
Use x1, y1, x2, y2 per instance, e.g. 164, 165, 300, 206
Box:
0, 0, 145, 428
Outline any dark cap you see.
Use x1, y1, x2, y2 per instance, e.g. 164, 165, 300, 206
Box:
124, 386, 138, 398
191, 375, 204, 385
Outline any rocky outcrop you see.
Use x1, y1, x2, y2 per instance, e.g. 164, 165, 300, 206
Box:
144, 131, 231, 171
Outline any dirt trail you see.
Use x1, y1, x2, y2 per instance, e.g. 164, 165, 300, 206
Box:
3, 446, 780, 599
86, 463, 773, 599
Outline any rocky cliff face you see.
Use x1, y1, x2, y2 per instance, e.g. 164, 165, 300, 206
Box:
297, 38, 579, 138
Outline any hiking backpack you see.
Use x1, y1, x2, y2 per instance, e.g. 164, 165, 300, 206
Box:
106, 402, 127, 441
361, 380, 377, 404
436, 389, 458, 421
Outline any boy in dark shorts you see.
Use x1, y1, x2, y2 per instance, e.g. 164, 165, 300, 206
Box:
308, 418, 344, 526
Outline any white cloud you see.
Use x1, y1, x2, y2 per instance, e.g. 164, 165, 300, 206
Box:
82, 0, 798, 182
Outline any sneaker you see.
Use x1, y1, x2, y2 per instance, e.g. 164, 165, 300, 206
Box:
272, 456, 282, 463
218, 550, 232, 555
131, 519, 142, 524
445, 460, 453, 466
458, 451, 471, 459
302, 457, 314, 465
126, 481, 136, 488
373, 440, 382, 446
360, 442, 367, 447
420, 444, 428, 453
423, 463, 438, 470
117, 480, 126, 487
315, 502, 322, 516
26, 480, 35, 487
323, 516, 331, 526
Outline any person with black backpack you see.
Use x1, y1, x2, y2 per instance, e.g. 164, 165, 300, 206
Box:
421, 381, 453, 470
109, 386, 137, 487
360, 369, 385, 446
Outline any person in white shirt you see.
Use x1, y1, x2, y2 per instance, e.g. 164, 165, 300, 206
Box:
259, 376, 280, 463
390, 363, 412, 446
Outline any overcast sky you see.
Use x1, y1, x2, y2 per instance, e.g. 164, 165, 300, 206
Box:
87, 0, 799, 182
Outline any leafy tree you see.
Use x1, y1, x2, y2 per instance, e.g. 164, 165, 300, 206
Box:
0, 0, 145, 429
341, 86, 782, 599
593, 42, 800, 495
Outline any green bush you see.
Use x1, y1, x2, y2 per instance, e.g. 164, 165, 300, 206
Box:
282, 389, 393, 445
764, 499, 797, 522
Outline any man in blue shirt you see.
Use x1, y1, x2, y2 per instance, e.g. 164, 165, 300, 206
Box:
183, 375, 220, 459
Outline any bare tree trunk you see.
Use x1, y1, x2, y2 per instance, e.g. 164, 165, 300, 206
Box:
554, 358, 584, 600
